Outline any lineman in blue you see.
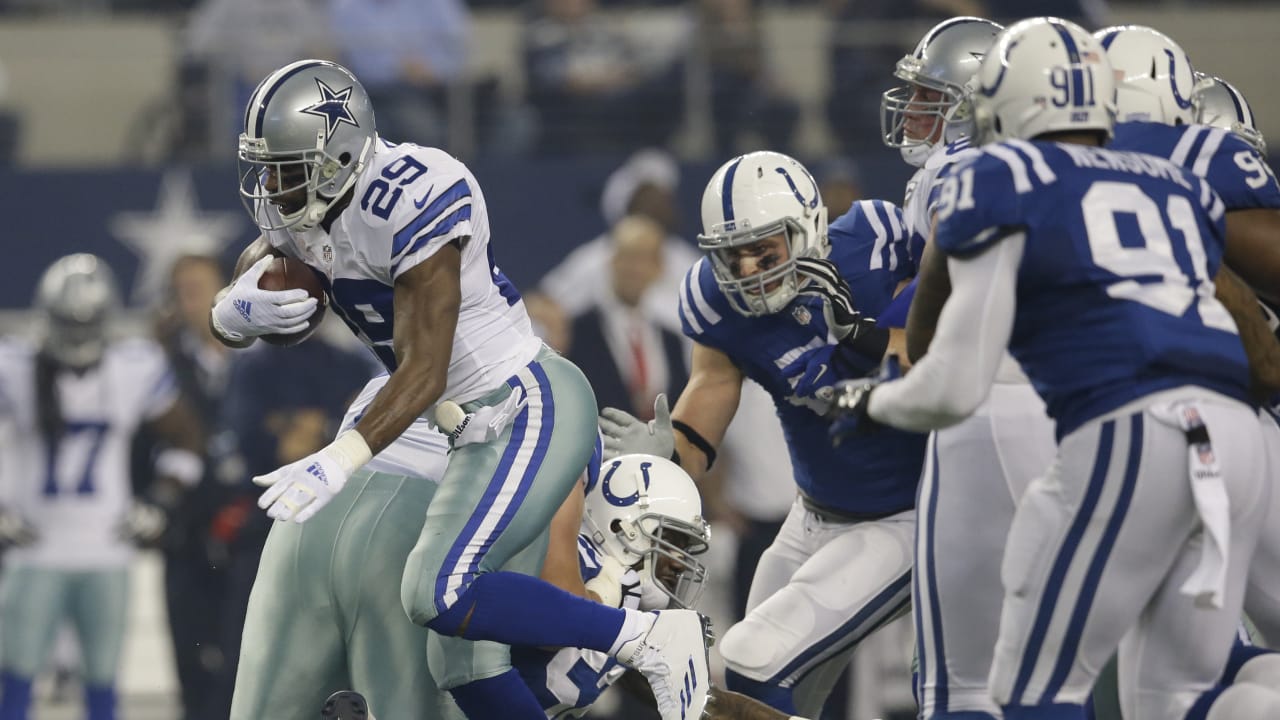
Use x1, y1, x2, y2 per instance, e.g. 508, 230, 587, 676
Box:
836, 17, 1280, 720
600, 150, 924, 718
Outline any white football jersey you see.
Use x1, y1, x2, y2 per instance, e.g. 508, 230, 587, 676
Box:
0, 337, 177, 569
338, 372, 449, 480
901, 137, 981, 248
263, 139, 543, 405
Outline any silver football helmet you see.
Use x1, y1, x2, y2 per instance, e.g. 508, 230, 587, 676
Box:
882, 17, 1004, 166
34, 254, 120, 369
1194, 74, 1266, 155
583, 454, 710, 609
239, 60, 377, 232
698, 151, 828, 317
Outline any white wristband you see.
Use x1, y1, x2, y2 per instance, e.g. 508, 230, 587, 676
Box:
328, 430, 373, 476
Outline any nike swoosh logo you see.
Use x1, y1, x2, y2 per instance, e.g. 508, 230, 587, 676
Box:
413, 185, 435, 209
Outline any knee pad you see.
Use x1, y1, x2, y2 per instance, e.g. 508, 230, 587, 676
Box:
1206, 684, 1280, 720
720, 617, 797, 681
1231, 651, 1280, 688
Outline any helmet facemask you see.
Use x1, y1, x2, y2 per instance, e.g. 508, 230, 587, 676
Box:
881, 57, 971, 166
698, 213, 825, 317
238, 131, 370, 232
618, 511, 710, 609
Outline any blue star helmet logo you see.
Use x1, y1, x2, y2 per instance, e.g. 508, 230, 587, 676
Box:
301, 79, 359, 142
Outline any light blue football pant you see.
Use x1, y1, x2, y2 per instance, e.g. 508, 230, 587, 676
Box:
0, 564, 128, 687
401, 348, 599, 690
231, 469, 444, 720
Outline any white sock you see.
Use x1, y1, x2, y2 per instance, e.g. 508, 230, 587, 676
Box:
1207, 683, 1280, 720
1234, 653, 1280, 686
608, 608, 655, 656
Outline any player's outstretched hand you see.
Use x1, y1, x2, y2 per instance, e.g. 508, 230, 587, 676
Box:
254, 430, 372, 523
211, 255, 319, 342
116, 502, 168, 546
599, 394, 675, 461
795, 257, 863, 341
828, 356, 902, 446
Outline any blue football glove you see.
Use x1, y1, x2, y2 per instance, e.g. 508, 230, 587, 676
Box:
829, 356, 903, 446
781, 345, 838, 410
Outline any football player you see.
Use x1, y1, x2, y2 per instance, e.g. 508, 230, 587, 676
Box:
835, 17, 1280, 719
213, 60, 710, 720
599, 150, 923, 717
0, 254, 204, 720
229, 372, 450, 719
510, 452, 711, 719
1194, 74, 1267, 156
880, 17, 1062, 718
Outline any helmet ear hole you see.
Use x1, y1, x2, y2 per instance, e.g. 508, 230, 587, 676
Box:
339, 152, 352, 166
609, 519, 624, 534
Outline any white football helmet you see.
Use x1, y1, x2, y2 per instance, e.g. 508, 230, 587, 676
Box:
1094, 25, 1196, 125
582, 454, 710, 609
1194, 74, 1266, 155
34, 254, 120, 369
881, 17, 1004, 166
698, 151, 828, 317
972, 17, 1116, 145
239, 60, 377, 232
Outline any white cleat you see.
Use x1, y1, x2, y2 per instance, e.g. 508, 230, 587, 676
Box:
616, 609, 713, 720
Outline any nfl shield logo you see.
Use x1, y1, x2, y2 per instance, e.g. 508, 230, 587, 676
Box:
792, 306, 812, 325
322, 244, 334, 265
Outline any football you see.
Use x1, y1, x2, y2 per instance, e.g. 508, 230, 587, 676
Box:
257, 256, 328, 346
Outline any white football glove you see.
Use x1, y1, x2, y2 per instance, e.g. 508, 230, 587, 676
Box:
210, 255, 319, 342
116, 502, 168, 546
598, 394, 674, 462
0, 507, 37, 548
254, 431, 372, 523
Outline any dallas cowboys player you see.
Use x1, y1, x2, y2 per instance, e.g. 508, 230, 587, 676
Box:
1096, 24, 1280, 652
0, 254, 204, 720
835, 17, 1280, 719
881, 17, 1063, 718
600, 150, 923, 717
210, 60, 710, 720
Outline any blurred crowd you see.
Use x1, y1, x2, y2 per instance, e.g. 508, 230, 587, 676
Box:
0, 0, 1116, 167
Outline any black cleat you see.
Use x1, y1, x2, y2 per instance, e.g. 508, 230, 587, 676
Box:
321, 691, 373, 720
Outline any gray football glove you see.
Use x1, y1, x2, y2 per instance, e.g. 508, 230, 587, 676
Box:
598, 394, 674, 461
0, 507, 37, 549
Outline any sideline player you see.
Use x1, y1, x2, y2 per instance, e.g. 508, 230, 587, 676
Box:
0, 255, 204, 720
836, 18, 1280, 719
600, 150, 923, 717
213, 60, 710, 720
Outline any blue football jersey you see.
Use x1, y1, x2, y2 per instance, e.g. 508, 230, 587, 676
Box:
933, 138, 1250, 437
513, 536, 624, 718
1111, 122, 1280, 212
679, 200, 925, 516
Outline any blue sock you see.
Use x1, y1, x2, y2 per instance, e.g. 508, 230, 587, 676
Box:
1221, 638, 1273, 684
1084, 698, 1097, 720
724, 668, 796, 713
1184, 686, 1226, 720
1002, 703, 1087, 720
427, 571, 625, 652
85, 685, 116, 720
448, 669, 547, 720
0, 673, 32, 720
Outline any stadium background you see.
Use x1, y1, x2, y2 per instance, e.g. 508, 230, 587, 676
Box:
0, 1, 1276, 718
